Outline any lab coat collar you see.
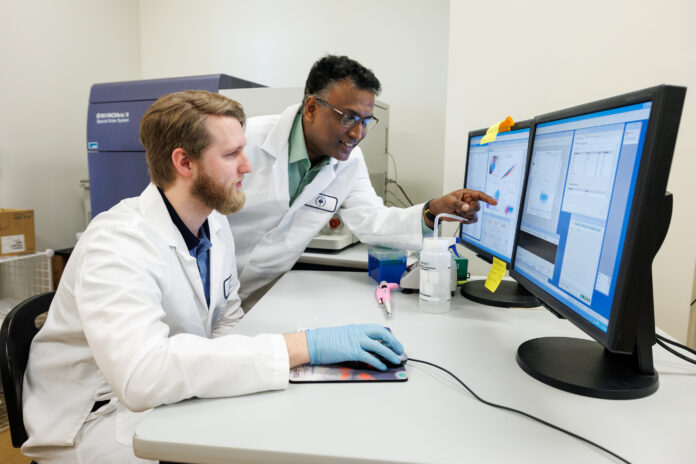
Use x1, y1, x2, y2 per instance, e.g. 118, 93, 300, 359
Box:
258, 103, 342, 175
139, 183, 225, 252
260, 104, 302, 160
139, 184, 188, 252
138, 183, 226, 316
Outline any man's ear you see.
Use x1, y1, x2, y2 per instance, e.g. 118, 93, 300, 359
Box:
304, 96, 318, 123
171, 148, 193, 179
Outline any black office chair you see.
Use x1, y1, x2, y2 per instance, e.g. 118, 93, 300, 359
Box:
0, 291, 54, 450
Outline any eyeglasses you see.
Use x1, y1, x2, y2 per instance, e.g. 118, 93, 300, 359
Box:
315, 98, 379, 131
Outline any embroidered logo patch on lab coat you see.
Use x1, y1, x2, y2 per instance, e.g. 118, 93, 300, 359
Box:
306, 194, 338, 213
223, 275, 233, 299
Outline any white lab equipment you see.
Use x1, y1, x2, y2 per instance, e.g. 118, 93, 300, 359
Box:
306, 214, 359, 251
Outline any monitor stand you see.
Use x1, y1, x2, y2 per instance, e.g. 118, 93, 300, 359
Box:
460, 279, 539, 308
516, 337, 658, 399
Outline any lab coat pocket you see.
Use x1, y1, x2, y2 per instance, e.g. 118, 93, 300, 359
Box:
115, 400, 152, 446
84, 398, 116, 424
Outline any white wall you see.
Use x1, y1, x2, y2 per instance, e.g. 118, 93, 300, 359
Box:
137, 0, 450, 206
0, 0, 142, 251
444, 0, 696, 342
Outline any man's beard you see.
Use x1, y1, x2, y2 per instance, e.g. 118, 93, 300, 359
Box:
191, 169, 245, 215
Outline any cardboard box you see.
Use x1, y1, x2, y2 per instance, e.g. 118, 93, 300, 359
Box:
0, 209, 35, 257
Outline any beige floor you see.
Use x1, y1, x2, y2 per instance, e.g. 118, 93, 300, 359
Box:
0, 398, 30, 463
0, 428, 30, 464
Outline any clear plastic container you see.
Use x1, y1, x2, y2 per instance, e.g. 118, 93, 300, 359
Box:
419, 237, 451, 313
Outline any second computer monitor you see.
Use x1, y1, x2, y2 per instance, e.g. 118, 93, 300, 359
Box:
459, 121, 538, 307
511, 85, 686, 399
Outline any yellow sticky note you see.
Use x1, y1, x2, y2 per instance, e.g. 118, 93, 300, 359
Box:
480, 116, 515, 144
484, 256, 506, 293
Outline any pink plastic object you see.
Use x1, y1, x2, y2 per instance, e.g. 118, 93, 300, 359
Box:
376, 281, 399, 318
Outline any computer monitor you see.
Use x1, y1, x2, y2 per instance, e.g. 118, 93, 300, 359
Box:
510, 85, 686, 399
459, 121, 539, 307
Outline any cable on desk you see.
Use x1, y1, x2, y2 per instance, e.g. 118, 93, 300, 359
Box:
407, 358, 631, 464
655, 334, 696, 365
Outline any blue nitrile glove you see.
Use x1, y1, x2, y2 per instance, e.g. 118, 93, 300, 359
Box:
305, 324, 405, 371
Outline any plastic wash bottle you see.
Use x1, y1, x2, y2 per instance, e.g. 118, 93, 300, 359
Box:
419, 213, 462, 313
419, 236, 452, 313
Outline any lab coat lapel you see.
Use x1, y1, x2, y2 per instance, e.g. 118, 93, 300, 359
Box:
259, 104, 301, 165
258, 104, 298, 211
207, 214, 226, 329
257, 103, 339, 229
174, 250, 209, 321
139, 184, 209, 321
287, 159, 337, 217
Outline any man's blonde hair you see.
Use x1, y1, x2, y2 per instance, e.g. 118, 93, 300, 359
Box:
139, 90, 246, 188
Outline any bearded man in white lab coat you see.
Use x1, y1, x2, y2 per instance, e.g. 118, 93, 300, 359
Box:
22, 90, 405, 463
229, 55, 497, 308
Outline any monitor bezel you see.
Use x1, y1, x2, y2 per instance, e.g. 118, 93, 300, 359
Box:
509, 85, 686, 353
460, 119, 532, 268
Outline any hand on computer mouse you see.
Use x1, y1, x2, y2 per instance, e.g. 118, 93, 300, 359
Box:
340, 351, 408, 371
305, 324, 404, 371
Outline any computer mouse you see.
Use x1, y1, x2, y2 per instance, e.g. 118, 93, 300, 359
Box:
379, 351, 409, 368
338, 351, 408, 371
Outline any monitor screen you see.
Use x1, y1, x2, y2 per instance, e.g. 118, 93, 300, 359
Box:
510, 85, 686, 399
514, 103, 651, 333
460, 123, 531, 264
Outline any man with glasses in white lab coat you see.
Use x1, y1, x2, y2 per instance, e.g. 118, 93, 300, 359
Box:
229, 55, 497, 308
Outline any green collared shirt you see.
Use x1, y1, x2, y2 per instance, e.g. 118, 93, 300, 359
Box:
287, 111, 330, 205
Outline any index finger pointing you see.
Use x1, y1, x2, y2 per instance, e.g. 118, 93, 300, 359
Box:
466, 189, 498, 206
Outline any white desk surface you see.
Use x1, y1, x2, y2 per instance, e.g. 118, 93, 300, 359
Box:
134, 271, 696, 464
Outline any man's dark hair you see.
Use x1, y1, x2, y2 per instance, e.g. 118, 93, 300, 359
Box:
304, 55, 381, 100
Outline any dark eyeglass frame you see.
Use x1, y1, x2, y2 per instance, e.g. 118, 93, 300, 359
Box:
315, 97, 379, 130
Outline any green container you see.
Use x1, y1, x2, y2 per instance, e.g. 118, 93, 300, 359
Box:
453, 257, 469, 282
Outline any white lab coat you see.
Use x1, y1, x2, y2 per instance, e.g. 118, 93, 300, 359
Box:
22, 184, 289, 461
229, 104, 424, 302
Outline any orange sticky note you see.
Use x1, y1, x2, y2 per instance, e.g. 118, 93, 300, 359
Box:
480, 116, 515, 144
484, 257, 506, 293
